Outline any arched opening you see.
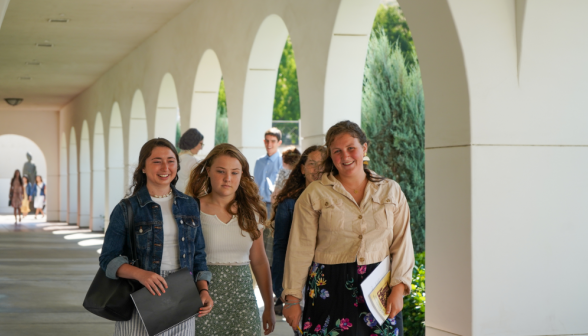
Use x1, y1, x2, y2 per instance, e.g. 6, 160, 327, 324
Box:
59, 132, 68, 221
78, 121, 91, 228
155, 73, 180, 145
238, 14, 289, 164
191, 49, 222, 160
68, 127, 78, 225
0, 134, 48, 214
107, 102, 124, 232
128, 90, 148, 186
92, 113, 106, 232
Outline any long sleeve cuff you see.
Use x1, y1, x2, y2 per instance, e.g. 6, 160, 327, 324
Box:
195, 270, 212, 284
281, 287, 304, 301
389, 276, 412, 296
105, 255, 129, 280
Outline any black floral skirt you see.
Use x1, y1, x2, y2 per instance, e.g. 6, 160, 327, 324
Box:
301, 261, 403, 336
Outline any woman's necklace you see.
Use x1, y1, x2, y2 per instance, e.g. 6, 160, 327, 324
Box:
151, 189, 172, 198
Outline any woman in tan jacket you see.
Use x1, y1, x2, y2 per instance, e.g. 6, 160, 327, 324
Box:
282, 121, 414, 336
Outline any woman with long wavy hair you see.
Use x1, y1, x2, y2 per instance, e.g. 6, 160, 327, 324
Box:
270, 145, 326, 318
187, 143, 276, 335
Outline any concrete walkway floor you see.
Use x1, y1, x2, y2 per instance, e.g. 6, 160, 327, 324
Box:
0, 215, 294, 336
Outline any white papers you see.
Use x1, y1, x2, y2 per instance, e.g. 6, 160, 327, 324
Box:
360, 255, 391, 325
266, 177, 275, 192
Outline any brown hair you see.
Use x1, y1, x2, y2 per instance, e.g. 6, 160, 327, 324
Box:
281, 146, 301, 166
323, 120, 384, 183
186, 143, 265, 241
271, 145, 326, 224
264, 127, 282, 142
128, 138, 180, 197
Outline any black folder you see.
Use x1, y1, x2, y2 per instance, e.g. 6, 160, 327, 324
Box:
130, 268, 203, 336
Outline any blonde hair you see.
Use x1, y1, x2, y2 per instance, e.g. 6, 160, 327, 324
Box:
186, 144, 265, 240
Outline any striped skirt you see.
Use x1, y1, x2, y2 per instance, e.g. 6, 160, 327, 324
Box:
113, 269, 195, 336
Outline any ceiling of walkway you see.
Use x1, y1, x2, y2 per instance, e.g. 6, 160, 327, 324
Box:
0, 0, 195, 112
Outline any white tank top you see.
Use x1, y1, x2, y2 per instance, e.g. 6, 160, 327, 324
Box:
200, 211, 264, 265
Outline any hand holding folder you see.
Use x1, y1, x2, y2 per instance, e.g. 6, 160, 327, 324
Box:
131, 268, 203, 336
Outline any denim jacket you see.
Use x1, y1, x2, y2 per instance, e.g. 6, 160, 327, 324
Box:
25, 183, 34, 197
33, 183, 45, 196
99, 185, 212, 284
271, 197, 297, 298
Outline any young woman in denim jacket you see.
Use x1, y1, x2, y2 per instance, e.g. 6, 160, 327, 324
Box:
99, 138, 213, 336
270, 145, 326, 318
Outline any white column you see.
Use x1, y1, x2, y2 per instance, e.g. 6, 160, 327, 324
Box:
78, 171, 91, 228
68, 172, 77, 225
91, 169, 105, 232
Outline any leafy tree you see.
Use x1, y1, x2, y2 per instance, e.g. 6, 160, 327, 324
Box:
361, 30, 425, 254
372, 5, 416, 69
273, 37, 300, 121
215, 78, 228, 145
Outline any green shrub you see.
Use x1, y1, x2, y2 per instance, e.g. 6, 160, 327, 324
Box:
403, 252, 425, 336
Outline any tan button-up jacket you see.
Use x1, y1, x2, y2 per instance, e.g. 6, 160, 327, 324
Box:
281, 172, 415, 300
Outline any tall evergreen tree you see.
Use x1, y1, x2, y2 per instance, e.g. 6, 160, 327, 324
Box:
361, 31, 425, 253
372, 5, 416, 69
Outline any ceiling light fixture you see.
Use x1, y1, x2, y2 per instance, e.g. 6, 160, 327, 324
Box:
48, 18, 69, 23
18, 76, 31, 80
36, 42, 53, 47
5, 98, 23, 106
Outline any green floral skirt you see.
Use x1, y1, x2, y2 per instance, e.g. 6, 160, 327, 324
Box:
194, 265, 261, 336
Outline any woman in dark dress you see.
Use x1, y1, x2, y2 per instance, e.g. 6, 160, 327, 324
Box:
10, 170, 23, 224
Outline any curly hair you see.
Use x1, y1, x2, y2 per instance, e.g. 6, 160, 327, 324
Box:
281, 146, 301, 166
323, 120, 384, 183
128, 138, 180, 197
271, 145, 327, 224
186, 143, 265, 240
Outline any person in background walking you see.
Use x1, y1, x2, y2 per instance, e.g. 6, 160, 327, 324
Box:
282, 121, 415, 335
33, 176, 46, 219
253, 127, 283, 268
271, 146, 301, 202
176, 128, 204, 194
20, 176, 32, 218
271, 145, 326, 320
188, 144, 276, 335
10, 170, 23, 224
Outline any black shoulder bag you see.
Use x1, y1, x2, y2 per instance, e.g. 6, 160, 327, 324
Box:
82, 199, 144, 321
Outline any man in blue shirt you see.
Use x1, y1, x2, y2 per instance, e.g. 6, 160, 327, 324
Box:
254, 127, 283, 266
